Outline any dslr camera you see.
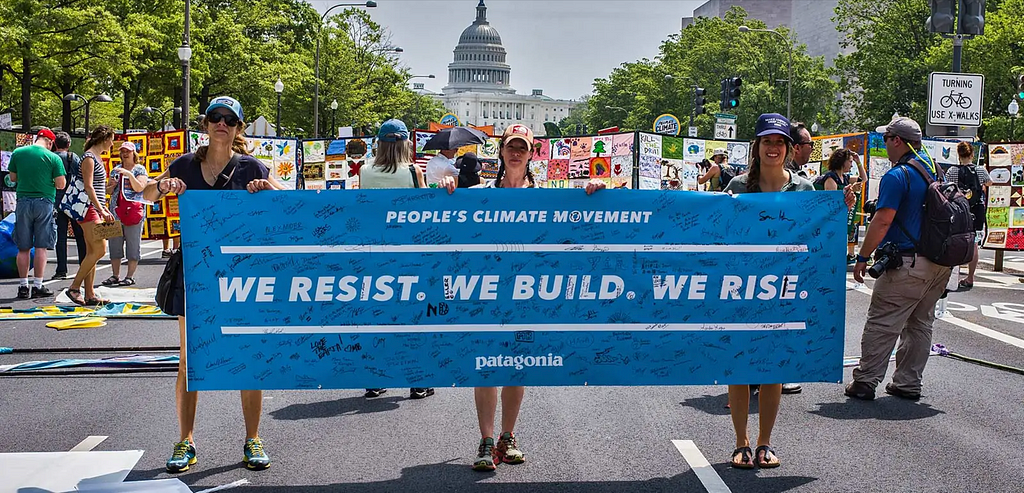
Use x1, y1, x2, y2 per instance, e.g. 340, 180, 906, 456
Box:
862, 199, 878, 222
868, 242, 903, 279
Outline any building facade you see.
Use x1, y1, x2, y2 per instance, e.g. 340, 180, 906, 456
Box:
682, 0, 847, 66
434, 1, 576, 136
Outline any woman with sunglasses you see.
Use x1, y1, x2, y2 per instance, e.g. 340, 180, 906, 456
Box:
141, 96, 280, 473
65, 125, 116, 306
437, 124, 605, 471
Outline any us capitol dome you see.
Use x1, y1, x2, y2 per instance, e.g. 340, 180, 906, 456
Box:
427, 1, 576, 135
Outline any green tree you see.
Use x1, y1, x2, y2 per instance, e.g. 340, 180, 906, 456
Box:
587, 7, 839, 140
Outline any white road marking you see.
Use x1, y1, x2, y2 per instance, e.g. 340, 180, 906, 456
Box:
672, 439, 731, 493
846, 281, 1024, 349
69, 435, 107, 452
42, 242, 166, 287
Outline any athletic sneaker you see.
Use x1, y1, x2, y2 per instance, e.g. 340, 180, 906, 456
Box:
16, 286, 29, 299
410, 388, 435, 399
243, 437, 271, 470
496, 431, 525, 464
472, 437, 496, 471
165, 439, 197, 473
31, 285, 54, 299
364, 388, 387, 398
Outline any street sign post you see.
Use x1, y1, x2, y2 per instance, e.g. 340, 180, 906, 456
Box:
688, 126, 698, 137
928, 72, 984, 127
0, 113, 11, 130
715, 122, 736, 139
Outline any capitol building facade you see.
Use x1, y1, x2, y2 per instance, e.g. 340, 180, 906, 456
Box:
430, 1, 577, 136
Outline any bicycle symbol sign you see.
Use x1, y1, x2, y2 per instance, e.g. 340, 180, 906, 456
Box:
928, 72, 984, 127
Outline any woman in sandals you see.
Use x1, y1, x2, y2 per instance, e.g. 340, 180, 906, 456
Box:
723, 114, 855, 469
139, 96, 281, 473
102, 141, 149, 288
66, 126, 116, 306
358, 119, 434, 401
437, 124, 605, 471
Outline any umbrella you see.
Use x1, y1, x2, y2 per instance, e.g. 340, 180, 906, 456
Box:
421, 127, 489, 151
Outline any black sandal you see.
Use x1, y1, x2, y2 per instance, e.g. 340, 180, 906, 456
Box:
84, 297, 111, 307
730, 446, 754, 469
100, 275, 120, 287
118, 277, 136, 287
66, 288, 86, 306
755, 445, 780, 468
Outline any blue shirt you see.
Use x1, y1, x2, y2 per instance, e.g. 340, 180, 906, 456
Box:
876, 151, 937, 251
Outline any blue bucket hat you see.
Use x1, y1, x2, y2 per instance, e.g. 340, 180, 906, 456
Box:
754, 113, 792, 143
377, 119, 409, 142
206, 96, 244, 122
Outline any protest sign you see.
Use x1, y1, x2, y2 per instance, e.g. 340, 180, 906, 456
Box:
179, 189, 847, 390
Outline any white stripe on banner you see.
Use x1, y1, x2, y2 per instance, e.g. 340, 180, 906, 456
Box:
221, 322, 806, 335
221, 244, 809, 255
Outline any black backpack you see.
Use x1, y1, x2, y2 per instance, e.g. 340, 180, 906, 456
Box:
894, 159, 976, 267
954, 164, 983, 207
718, 164, 735, 191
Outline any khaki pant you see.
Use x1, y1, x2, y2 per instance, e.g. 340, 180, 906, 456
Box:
852, 256, 951, 393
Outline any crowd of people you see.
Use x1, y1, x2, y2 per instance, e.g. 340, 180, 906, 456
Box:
7, 96, 971, 473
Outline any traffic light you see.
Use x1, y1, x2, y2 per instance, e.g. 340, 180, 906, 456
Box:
719, 79, 729, 111
693, 87, 706, 116
926, 0, 956, 34
1017, 74, 1024, 100
725, 77, 742, 109
958, 0, 986, 36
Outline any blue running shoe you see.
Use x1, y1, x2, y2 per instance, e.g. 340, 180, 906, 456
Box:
243, 437, 271, 470
165, 439, 196, 473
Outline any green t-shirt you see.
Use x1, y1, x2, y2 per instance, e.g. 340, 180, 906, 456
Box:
9, 144, 66, 202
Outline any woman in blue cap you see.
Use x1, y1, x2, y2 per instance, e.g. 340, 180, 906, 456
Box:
141, 96, 280, 473
723, 113, 853, 470
359, 118, 434, 400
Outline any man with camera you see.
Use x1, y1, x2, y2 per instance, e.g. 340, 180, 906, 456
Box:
846, 117, 954, 401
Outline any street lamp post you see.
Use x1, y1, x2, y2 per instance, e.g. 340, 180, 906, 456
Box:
275, 78, 284, 136
605, 105, 628, 127
314, 1, 377, 138
62, 93, 113, 133
330, 99, 338, 137
739, 25, 793, 120
1009, 99, 1019, 141
143, 106, 182, 131
663, 74, 697, 131
179, 0, 192, 131
409, 74, 435, 129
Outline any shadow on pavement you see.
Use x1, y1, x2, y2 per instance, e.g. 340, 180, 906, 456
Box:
809, 399, 945, 421
269, 394, 403, 420
128, 463, 242, 483
679, 393, 732, 416
175, 461, 819, 493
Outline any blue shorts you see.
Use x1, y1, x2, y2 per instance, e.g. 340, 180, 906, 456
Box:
13, 197, 57, 251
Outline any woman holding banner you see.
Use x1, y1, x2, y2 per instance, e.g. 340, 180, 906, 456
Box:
723, 114, 855, 469
358, 118, 434, 400
437, 124, 606, 471
140, 96, 281, 473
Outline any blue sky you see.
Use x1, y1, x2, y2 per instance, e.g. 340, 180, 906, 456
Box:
312, 0, 707, 101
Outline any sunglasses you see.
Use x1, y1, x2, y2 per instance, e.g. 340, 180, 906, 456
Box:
795, 141, 813, 147
883, 134, 898, 142
208, 112, 240, 127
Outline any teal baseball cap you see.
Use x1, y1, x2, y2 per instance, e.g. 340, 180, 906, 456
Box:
206, 96, 244, 122
377, 119, 409, 142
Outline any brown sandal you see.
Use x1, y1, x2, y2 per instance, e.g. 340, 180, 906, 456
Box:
66, 288, 86, 306
84, 297, 111, 307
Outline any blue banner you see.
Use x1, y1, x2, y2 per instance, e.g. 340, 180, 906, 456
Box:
179, 189, 847, 391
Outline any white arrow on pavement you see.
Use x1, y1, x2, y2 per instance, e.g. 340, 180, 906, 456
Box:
980, 303, 1024, 324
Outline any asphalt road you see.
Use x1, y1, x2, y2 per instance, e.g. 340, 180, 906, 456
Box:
1, 241, 1023, 492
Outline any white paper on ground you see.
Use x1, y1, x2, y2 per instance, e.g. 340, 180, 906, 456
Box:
0, 450, 143, 493
56, 286, 156, 304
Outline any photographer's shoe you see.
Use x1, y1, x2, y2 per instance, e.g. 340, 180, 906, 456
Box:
884, 383, 921, 401
844, 381, 875, 401
782, 383, 802, 394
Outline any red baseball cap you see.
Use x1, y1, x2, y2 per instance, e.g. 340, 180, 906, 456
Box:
36, 128, 56, 142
